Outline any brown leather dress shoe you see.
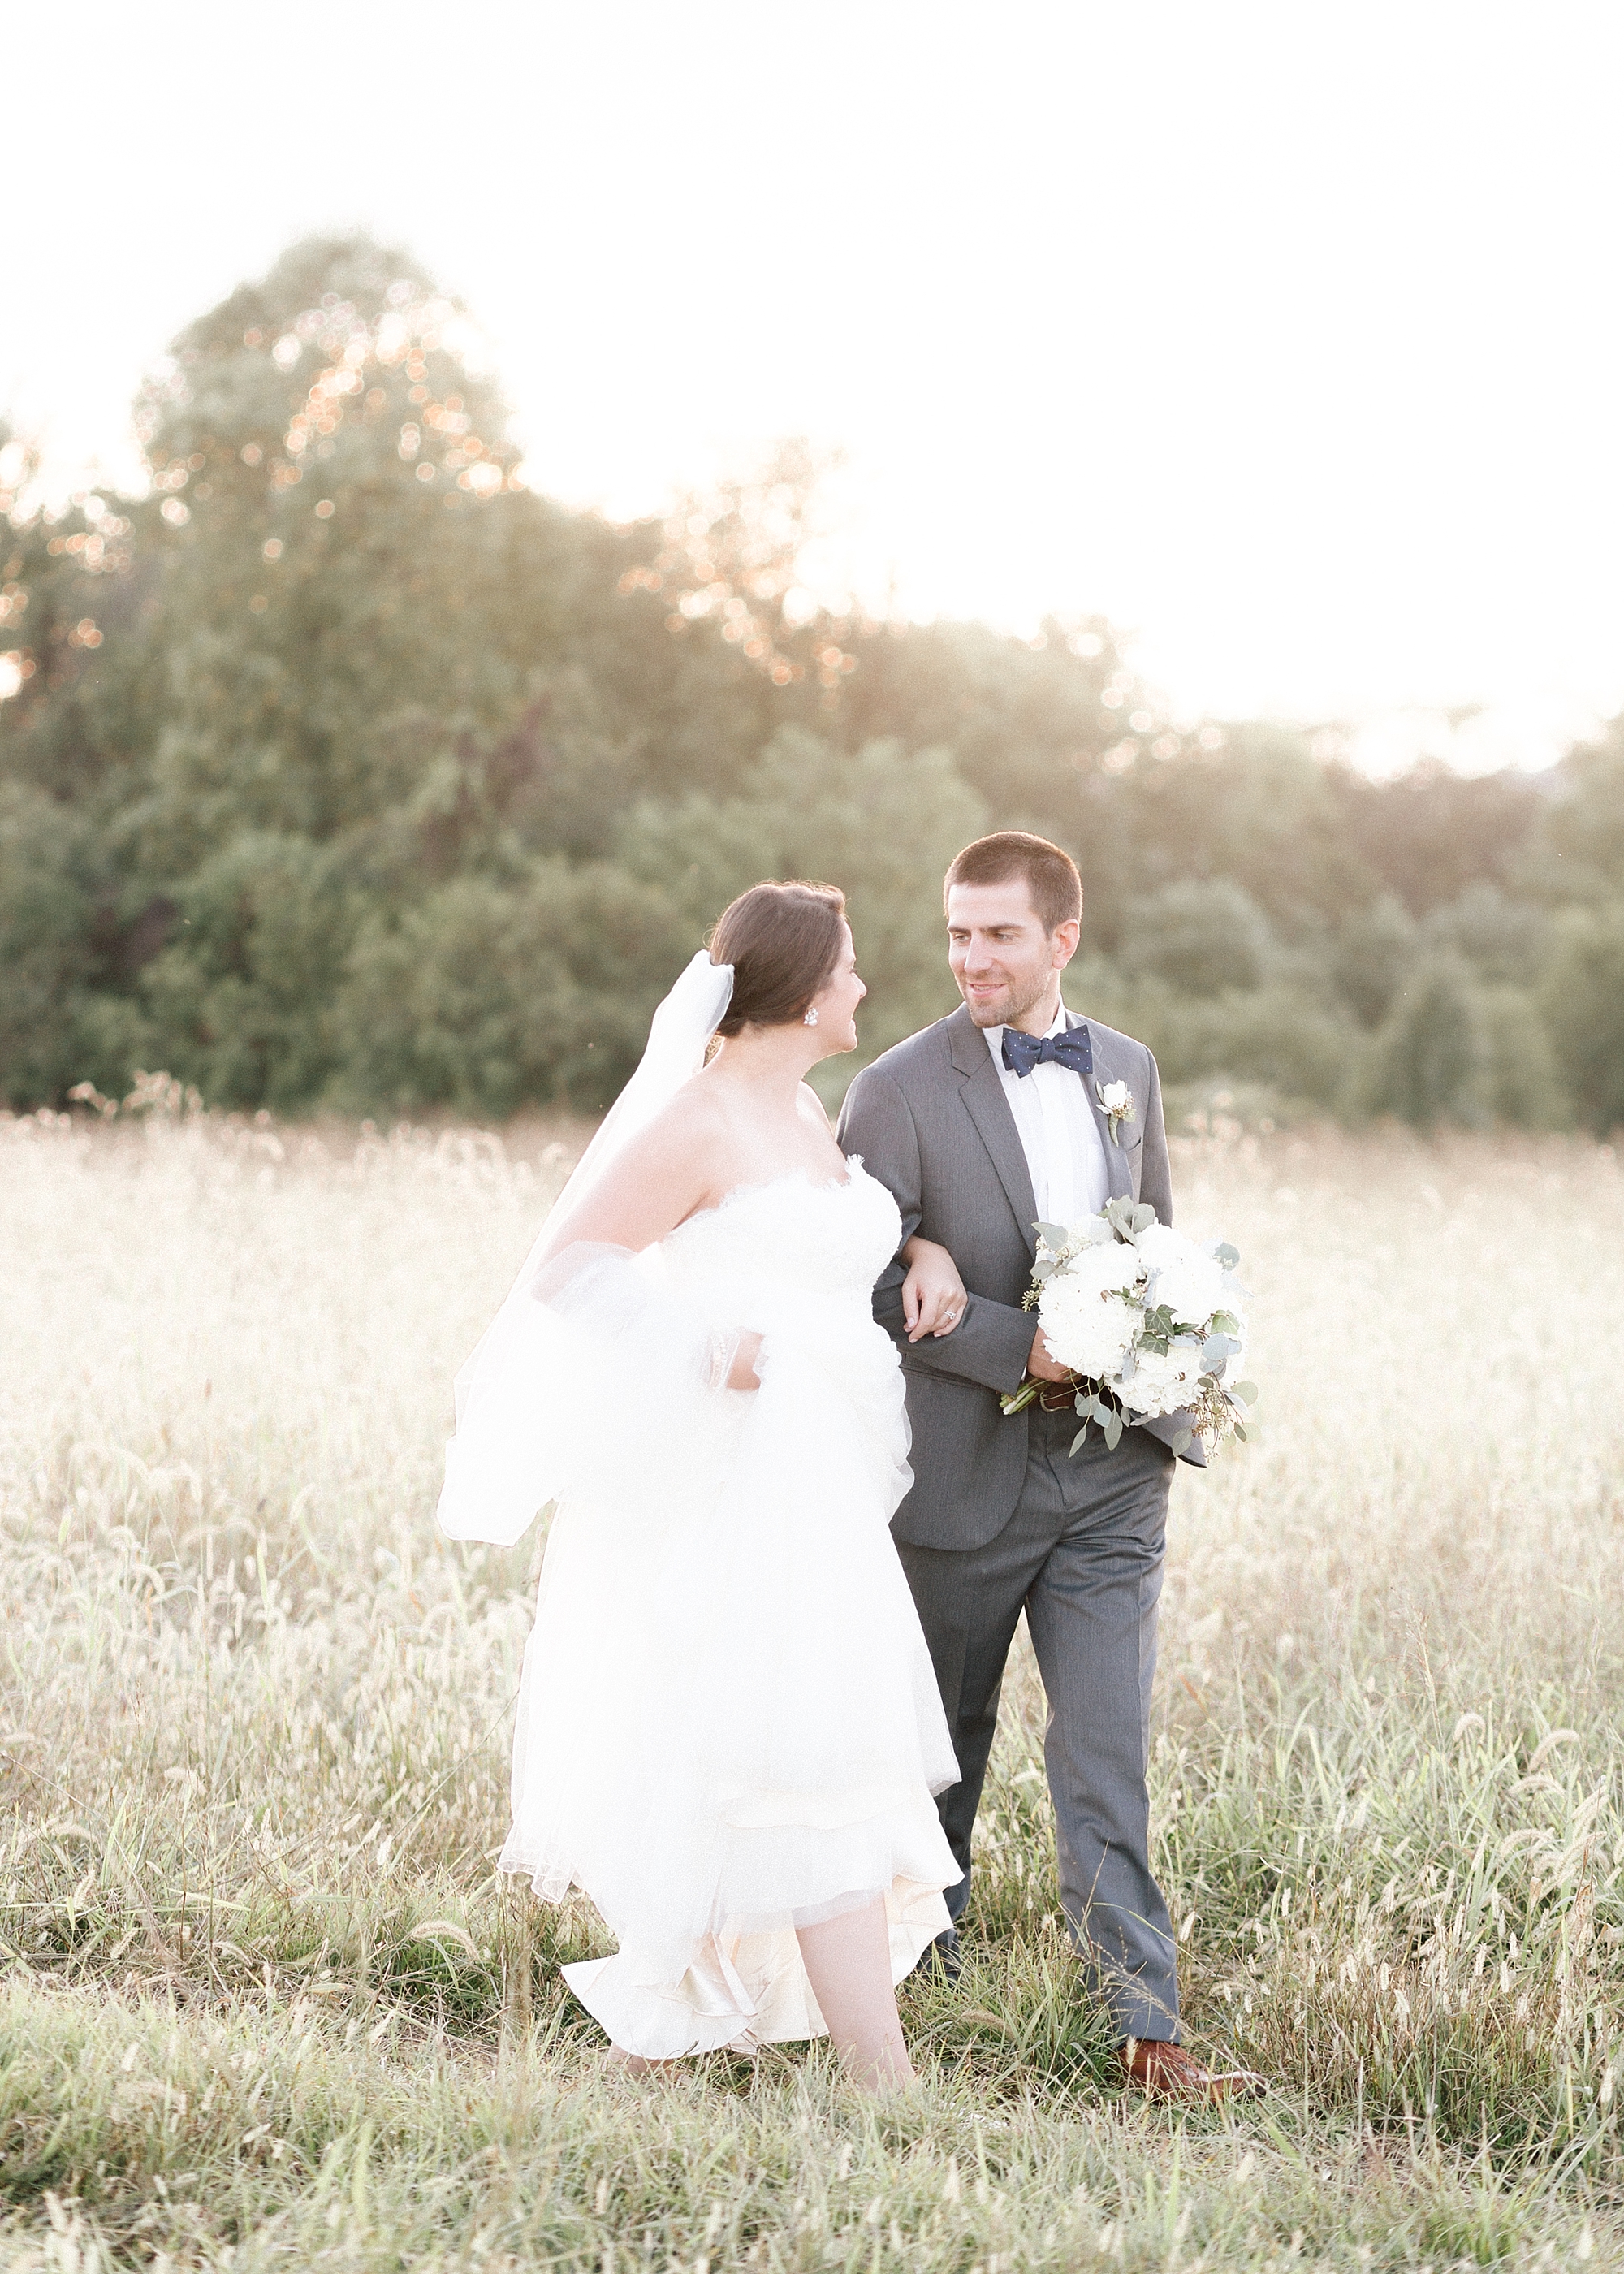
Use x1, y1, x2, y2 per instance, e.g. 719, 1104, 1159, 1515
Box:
1117, 2038, 1265, 2103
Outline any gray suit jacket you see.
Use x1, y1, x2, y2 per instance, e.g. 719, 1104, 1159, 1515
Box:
838, 1002, 1203, 1552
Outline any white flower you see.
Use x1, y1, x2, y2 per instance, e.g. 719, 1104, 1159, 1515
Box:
1037, 1238, 1144, 1377
1058, 1238, 1143, 1302
1040, 1285, 1140, 1381
1095, 1079, 1137, 1145
1134, 1223, 1229, 1329
1116, 1338, 1206, 1418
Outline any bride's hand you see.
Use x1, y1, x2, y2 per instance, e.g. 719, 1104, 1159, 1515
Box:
727, 1330, 766, 1390
900, 1237, 967, 1342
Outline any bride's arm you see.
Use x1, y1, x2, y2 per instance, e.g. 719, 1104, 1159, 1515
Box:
537, 1096, 715, 1260
538, 1098, 764, 1389
899, 1235, 965, 1341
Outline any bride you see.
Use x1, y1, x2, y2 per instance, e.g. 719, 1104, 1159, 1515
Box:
438, 880, 968, 2092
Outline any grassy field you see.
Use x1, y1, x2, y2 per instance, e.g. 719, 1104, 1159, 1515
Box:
3, 1100, 1623, 2272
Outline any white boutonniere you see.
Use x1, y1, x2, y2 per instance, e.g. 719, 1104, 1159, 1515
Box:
1097, 1079, 1136, 1147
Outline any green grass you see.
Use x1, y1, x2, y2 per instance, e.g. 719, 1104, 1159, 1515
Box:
2, 1106, 1623, 2268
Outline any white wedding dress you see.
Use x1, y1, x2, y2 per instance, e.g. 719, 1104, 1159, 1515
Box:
442, 1152, 961, 2059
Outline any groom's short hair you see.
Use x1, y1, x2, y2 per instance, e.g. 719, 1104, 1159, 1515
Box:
944, 832, 1082, 936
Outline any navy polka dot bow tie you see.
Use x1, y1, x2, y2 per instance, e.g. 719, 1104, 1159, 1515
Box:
1001, 1025, 1094, 1079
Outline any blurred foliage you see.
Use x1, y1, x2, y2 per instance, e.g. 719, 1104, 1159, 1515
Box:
3, 235, 1624, 1132
1541, 904, 1624, 1136
1329, 892, 1418, 1029
1360, 956, 1491, 1130
1116, 878, 1275, 996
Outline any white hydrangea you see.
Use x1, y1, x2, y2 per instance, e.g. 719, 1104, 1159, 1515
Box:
1117, 1338, 1207, 1418
1032, 1291, 1132, 1373
1133, 1223, 1230, 1329
1035, 1236, 1144, 1379
1056, 1236, 1144, 1302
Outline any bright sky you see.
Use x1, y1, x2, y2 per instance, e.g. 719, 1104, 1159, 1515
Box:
7, 1, 1623, 767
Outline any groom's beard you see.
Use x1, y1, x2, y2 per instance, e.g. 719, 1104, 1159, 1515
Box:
958, 969, 1055, 1030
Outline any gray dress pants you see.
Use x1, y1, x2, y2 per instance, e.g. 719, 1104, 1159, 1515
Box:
896, 1401, 1180, 2043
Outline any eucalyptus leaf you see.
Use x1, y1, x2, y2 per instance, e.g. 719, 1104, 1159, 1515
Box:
1036, 1222, 1070, 1248
1201, 1334, 1237, 1371
1233, 1380, 1259, 1404
1170, 1429, 1194, 1457
1234, 1421, 1248, 1442
1069, 1424, 1092, 1457
1103, 1411, 1124, 1450
1213, 1242, 1240, 1268
1129, 1203, 1156, 1234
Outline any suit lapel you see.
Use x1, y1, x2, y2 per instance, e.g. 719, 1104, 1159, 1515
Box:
1075, 1014, 1134, 1200
946, 1006, 1040, 1259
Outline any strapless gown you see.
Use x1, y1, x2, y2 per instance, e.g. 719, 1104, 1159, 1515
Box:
484, 1158, 961, 2058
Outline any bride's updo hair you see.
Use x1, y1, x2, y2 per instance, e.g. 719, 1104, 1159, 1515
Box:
708, 880, 847, 1036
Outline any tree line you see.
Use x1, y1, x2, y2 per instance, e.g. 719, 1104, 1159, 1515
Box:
3, 234, 1622, 1133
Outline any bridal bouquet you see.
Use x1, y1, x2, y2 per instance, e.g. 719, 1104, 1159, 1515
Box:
1000, 1196, 1258, 1458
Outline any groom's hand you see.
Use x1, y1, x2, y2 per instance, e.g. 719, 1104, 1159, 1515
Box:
1027, 1326, 1072, 1383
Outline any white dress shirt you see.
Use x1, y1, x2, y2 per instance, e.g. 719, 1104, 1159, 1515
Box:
983, 1004, 1110, 1229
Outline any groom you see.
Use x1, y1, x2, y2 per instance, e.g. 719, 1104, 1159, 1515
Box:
839, 831, 1263, 2103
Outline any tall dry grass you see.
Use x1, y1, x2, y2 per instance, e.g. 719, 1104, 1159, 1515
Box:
2, 1100, 1623, 2270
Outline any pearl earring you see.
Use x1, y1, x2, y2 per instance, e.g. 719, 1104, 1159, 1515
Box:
803, 1006, 819, 1027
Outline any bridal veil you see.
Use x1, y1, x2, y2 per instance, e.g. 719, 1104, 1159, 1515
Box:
437, 950, 735, 1546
